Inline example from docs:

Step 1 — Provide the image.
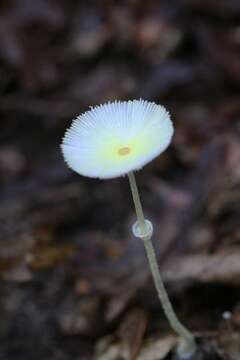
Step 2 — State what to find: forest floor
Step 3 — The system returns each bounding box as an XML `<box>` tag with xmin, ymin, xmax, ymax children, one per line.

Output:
<box><xmin>0</xmin><ymin>1</ymin><xmax>240</xmax><ymax>359</ymax></box>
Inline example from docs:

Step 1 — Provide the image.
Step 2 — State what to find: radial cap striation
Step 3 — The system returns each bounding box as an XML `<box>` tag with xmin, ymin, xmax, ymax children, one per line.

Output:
<box><xmin>61</xmin><ymin>100</ymin><xmax>174</xmax><ymax>179</ymax></box>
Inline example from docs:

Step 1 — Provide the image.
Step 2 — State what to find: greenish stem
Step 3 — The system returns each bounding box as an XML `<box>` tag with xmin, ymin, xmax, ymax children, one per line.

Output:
<box><xmin>128</xmin><ymin>171</ymin><xmax>147</xmax><ymax>235</ymax></box>
<box><xmin>128</xmin><ymin>171</ymin><xmax>196</xmax><ymax>357</ymax></box>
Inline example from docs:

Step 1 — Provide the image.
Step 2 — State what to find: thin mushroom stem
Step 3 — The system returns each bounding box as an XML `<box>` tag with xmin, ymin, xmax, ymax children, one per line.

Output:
<box><xmin>128</xmin><ymin>171</ymin><xmax>196</xmax><ymax>357</ymax></box>
<box><xmin>128</xmin><ymin>171</ymin><xmax>147</xmax><ymax>234</ymax></box>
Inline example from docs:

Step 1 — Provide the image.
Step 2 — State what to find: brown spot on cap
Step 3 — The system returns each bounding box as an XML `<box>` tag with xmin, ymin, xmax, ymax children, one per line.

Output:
<box><xmin>118</xmin><ymin>147</ymin><xmax>131</xmax><ymax>156</ymax></box>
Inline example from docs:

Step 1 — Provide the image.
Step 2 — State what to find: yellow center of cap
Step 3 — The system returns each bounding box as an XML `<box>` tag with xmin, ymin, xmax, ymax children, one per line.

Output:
<box><xmin>118</xmin><ymin>146</ymin><xmax>131</xmax><ymax>156</ymax></box>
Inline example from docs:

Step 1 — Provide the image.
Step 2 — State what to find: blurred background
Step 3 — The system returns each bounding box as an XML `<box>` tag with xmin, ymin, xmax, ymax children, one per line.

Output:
<box><xmin>0</xmin><ymin>0</ymin><xmax>240</xmax><ymax>359</ymax></box>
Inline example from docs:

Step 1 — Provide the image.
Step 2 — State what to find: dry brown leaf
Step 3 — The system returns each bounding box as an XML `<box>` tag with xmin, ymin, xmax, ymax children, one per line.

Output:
<box><xmin>118</xmin><ymin>308</ymin><xmax>148</xmax><ymax>360</ymax></box>
<box><xmin>105</xmin><ymin>290</ymin><xmax>136</xmax><ymax>322</ymax></box>
<box><xmin>94</xmin><ymin>335</ymin><xmax>131</xmax><ymax>360</ymax></box>
<box><xmin>94</xmin><ymin>335</ymin><xmax>177</xmax><ymax>360</ymax></box>
<box><xmin>138</xmin><ymin>336</ymin><xmax>177</xmax><ymax>360</ymax></box>
<box><xmin>164</xmin><ymin>248</ymin><xmax>240</xmax><ymax>285</ymax></box>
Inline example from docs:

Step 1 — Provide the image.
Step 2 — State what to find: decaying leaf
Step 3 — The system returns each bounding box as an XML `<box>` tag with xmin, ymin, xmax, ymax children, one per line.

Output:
<box><xmin>1</xmin><ymin>0</ymin><xmax>240</xmax><ymax>359</ymax></box>
<box><xmin>138</xmin><ymin>336</ymin><xmax>177</xmax><ymax>360</ymax></box>
<box><xmin>118</xmin><ymin>308</ymin><xmax>148</xmax><ymax>360</ymax></box>
<box><xmin>164</xmin><ymin>248</ymin><xmax>240</xmax><ymax>285</ymax></box>
<box><xmin>94</xmin><ymin>335</ymin><xmax>177</xmax><ymax>360</ymax></box>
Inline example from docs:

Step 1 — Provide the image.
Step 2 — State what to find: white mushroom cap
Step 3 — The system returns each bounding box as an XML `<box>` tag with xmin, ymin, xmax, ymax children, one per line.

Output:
<box><xmin>61</xmin><ymin>100</ymin><xmax>174</xmax><ymax>179</ymax></box>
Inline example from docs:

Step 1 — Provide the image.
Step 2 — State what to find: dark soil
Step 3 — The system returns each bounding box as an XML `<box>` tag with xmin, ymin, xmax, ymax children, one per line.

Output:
<box><xmin>0</xmin><ymin>1</ymin><xmax>240</xmax><ymax>359</ymax></box>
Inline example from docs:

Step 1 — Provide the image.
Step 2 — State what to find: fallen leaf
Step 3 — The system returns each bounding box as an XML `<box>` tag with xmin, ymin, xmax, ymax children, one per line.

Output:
<box><xmin>164</xmin><ymin>248</ymin><xmax>240</xmax><ymax>285</ymax></box>
<box><xmin>118</xmin><ymin>308</ymin><xmax>148</xmax><ymax>360</ymax></box>
<box><xmin>138</xmin><ymin>336</ymin><xmax>177</xmax><ymax>360</ymax></box>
